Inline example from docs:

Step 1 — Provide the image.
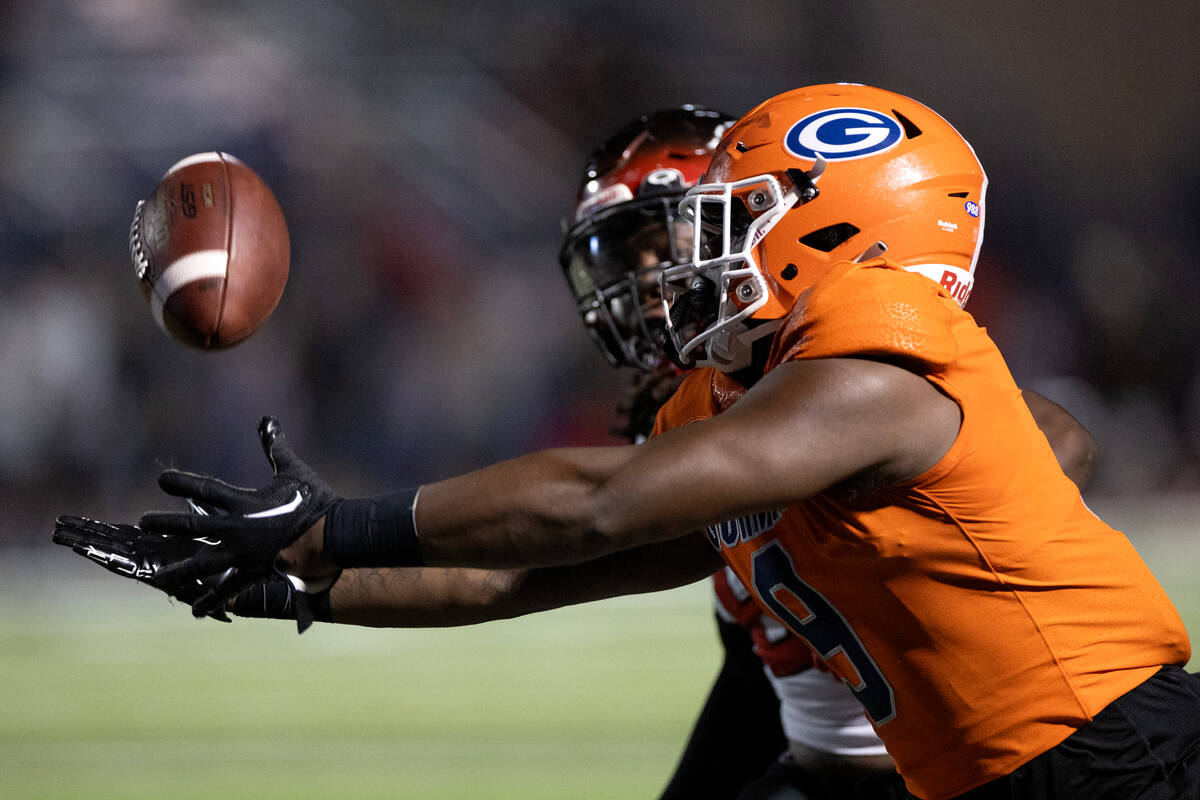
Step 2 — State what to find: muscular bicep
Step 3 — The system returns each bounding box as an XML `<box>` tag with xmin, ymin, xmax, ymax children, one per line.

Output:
<box><xmin>415</xmin><ymin>358</ymin><xmax>957</xmax><ymax>569</ymax></box>
<box><xmin>596</xmin><ymin>357</ymin><xmax>962</xmax><ymax>539</ymax></box>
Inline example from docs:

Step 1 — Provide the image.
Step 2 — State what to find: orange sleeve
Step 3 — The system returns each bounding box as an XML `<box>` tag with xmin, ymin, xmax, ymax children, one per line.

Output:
<box><xmin>766</xmin><ymin>259</ymin><xmax>959</xmax><ymax>373</ymax></box>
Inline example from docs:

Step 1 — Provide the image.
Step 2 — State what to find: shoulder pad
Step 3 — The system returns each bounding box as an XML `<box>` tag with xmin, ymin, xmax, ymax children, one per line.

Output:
<box><xmin>766</xmin><ymin>259</ymin><xmax>959</xmax><ymax>373</ymax></box>
<box><xmin>651</xmin><ymin>368</ymin><xmax>747</xmax><ymax>437</ymax></box>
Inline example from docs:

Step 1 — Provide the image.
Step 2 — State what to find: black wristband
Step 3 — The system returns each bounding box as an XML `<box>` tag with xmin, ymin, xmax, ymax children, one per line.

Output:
<box><xmin>231</xmin><ymin>578</ymin><xmax>333</xmax><ymax>624</ymax></box>
<box><xmin>324</xmin><ymin>487</ymin><xmax>424</xmax><ymax>567</ymax></box>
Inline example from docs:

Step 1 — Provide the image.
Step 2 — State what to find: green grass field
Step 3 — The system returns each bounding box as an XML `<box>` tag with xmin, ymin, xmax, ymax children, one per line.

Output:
<box><xmin>0</xmin><ymin>555</ymin><xmax>720</xmax><ymax>800</ymax></box>
<box><xmin>5</xmin><ymin>498</ymin><xmax>1200</xmax><ymax>799</ymax></box>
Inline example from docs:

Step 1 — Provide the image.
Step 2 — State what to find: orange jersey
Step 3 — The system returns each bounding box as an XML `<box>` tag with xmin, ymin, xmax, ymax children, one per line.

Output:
<box><xmin>652</xmin><ymin>260</ymin><xmax>1190</xmax><ymax>800</ymax></box>
<box><xmin>712</xmin><ymin>567</ymin><xmax>818</xmax><ymax>677</ymax></box>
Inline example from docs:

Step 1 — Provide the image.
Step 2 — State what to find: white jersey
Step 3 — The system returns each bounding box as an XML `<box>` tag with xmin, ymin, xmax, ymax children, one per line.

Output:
<box><xmin>768</xmin><ymin>665</ymin><xmax>889</xmax><ymax>756</ymax></box>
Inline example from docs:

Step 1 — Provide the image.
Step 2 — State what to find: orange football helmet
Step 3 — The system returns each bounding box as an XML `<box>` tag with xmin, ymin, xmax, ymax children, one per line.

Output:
<box><xmin>661</xmin><ymin>83</ymin><xmax>987</xmax><ymax>371</ymax></box>
<box><xmin>559</xmin><ymin>105</ymin><xmax>735</xmax><ymax>370</ymax></box>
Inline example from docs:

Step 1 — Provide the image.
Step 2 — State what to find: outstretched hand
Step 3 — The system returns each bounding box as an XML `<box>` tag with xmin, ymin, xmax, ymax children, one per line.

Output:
<box><xmin>51</xmin><ymin>515</ymin><xmax>240</xmax><ymax>621</ymax></box>
<box><xmin>138</xmin><ymin>416</ymin><xmax>339</xmax><ymax>621</ymax></box>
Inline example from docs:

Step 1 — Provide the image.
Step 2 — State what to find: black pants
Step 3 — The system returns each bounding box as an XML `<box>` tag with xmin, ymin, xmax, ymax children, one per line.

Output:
<box><xmin>659</xmin><ymin>614</ymin><xmax>905</xmax><ymax>800</ymax></box>
<box><xmin>735</xmin><ymin>755</ymin><xmax>908</xmax><ymax>800</ymax></box>
<box><xmin>950</xmin><ymin>666</ymin><xmax>1200</xmax><ymax>800</ymax></box>
<box><xmin>658</xmin><ymin>615</ymin><xmax>788</xmax><ymax>800</ymax></box>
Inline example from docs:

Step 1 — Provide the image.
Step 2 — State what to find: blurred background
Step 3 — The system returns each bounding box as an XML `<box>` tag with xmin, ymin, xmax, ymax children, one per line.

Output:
<box><xmin>1</xmin><ymin>1</ymin><xmax>1198</xmax><ymax>798</ymax></box>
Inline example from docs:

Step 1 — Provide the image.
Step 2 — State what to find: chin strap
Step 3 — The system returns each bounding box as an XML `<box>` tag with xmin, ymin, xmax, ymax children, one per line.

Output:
<box><xmin>703</xmin><ymin>318</ymin><xmax>782</xmax><ymax>373</ymax></box>
<box><xmin>663</xmin><ymin>275</ymin><xmax>720</xmax><ymax>370</ymax></box>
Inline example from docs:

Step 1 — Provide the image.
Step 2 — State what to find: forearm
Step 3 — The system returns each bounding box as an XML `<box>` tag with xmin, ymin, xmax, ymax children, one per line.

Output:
<box><xmin>328</xmin><ymin>567</ymin><xmax>526</xmax><ymax>627</ymax></box>
<box><xmin>281</xmin><ymin>446</ymin><xmax>648</xmax><ymax>577</ymax></box>
<box><xmin>321</xmin><ymin>533</ymin><xmax>721</xmax><ymax>628</ymax></box>
<box><xmin>512</xmin><ymin>532</ymin><xmax>722</xmax><ymax>612</ymax></box>
<box><xmin>412</xmin><ymin>442</ymin><xmax>719</xmax><ymax>569</ymax></box>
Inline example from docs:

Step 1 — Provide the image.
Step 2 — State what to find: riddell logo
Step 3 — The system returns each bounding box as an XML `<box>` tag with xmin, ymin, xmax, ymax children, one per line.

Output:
<box><xmin>904</xmin><ymin>263</ymin><xmax>974</xmax><ymax>308</ymax></box>
<box><xmin>939</xmin><ymin>269</ymin><xmax>972</xmax><ymax>305</ymax></box>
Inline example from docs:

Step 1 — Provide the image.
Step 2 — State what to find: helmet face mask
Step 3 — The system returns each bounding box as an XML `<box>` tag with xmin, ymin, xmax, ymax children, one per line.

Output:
<box><xmin>559</xmin><ymin>106</ymin><xmax>736</xmax><ymax>372</ymax></box>
<box><xmin>662</xmin><ymin>172</ymin><xmax>806</xmax><ymax>369</ymax></box>
<box><xmin>660</xmin><ymin>84</ymin><xmax>988</xmax><ymax>372</ymax></box>
<box><xmin>560</xmin><ymin>194</ymin><xmax>692</xmax><ymax>369</ymax></box>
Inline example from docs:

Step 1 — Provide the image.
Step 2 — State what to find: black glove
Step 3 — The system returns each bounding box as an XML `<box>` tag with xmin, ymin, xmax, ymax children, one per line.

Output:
<box><xmin>51</xmin><ymin>515</ymin><xmax>237</xmax><ymax>622</ymax></box>
<box><xmin>231</xmin><ymin>573</ymin><xmax>335</xmax><ymax>626</ymax></box>
<box><xmin>51</xmin><ymin>515</ymin><xmax>336</xmax><ymax>631</ymax></box>
<box><xmin>139</xmin><ymin>416</ymin><xmax>339</xmax><ymax>626</ymax></box>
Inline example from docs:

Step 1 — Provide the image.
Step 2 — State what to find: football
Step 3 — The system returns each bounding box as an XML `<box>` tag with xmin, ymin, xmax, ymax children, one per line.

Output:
<box><xmin>128</xmin><ymin>152</ymin><xmax>290</xmax><ymax>349</ymax></box>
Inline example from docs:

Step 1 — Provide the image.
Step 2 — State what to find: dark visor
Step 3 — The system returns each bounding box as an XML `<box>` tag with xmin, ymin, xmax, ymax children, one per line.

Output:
<box><xmin>559</xmin><ymin>196</ymin><xmax>688</xmax><ymax>300</ymax></box>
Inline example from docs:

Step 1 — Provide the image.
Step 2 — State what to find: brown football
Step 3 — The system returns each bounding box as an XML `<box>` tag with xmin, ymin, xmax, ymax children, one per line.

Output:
<box><xmin>128</xmin><ymin>152</ymin><xmax>290</xmax><ymax>349</ymax></box>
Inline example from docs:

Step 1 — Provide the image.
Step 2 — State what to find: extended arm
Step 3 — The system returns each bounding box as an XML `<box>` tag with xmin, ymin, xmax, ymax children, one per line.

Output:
<box><xmin>65</xmin><ymin>357</ymin><xmax>957</xmax><ymax>621</ymax></box>
<box><xmin>282</xmin><ymin>357</ymin><xmax>960</xmax><ymax>578</ymax></box>
<box><xmin>325</xmin><ymin>532</ymin><xmax>720</xmax><ymax>628</ymax></box>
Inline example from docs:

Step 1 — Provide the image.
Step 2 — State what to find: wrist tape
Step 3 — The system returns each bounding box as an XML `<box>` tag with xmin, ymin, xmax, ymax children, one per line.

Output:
<box><xmin>232</xmin><ymin>578</ymin><xmax>333</xmax><ymax>624</ymax></box>
<box><xmin>324</xmin><ymin>486</ymin><xmax>424</xmax><ymax>567</ymax></box>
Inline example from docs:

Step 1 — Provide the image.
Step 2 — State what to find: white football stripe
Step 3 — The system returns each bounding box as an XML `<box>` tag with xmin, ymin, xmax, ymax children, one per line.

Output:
<box><xmin>164</xmin><ymin>151</ymin><xmax>243</xmax><ymax>176</ymax></box>
<box><xmin>150</xmin><ymin>249</ymin><xmax>228</xmax><ymax>331</ymax></box>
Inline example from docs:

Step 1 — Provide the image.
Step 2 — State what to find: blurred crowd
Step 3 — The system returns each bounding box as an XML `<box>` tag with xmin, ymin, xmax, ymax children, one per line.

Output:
<box><xmin>1</xmin><ymin>0</ymin><xmax>1198</xmax><ymax>546</ymax></box>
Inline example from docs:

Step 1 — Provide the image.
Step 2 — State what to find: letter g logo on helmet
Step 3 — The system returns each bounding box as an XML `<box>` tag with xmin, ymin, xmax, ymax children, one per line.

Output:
<box><xmin>783</xmin><ymin>108</ymin><xmax>903</xmax><ymax>162</ymax></box>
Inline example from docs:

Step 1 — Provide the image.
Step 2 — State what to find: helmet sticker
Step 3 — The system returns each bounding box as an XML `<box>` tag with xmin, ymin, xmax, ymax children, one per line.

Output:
<box><xmin>965</xmin><ymin>200</ymin><xmax>981</xmax><ymax>217</ymax></box>
<box><xmin>641</xmin><ymin>168</ymin><xmax>685</xmax><ymax>191</ymax></box>
<box><xmin>904</xmin><ymin>264</ymin><xmax>973</xmax><ymax>308</ymax></box>
<box><xmin>783</xmin><ymin>108</ymin><xmax>903</xmax><ymax>162</ymax></box>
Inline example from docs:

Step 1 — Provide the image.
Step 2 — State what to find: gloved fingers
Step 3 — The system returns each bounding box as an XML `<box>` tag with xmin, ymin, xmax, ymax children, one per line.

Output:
<box><xmin>165</xmin><ymin>565</ymin><xmax>237</xmax><ymax>623</ymax></box>
<box><xmin>229</xmin><ymin>573</ymin><xmax>292</xmax><ymax>619</ymax></box>
<box><xmin>138</xmin><ymin>509</ymin><xmax>233</xmax><ymax>539</ymax></box>
<box><xmin>51</xmin><ymin>517</ymin><xmax>145</xmax><ymax>577</ymax></box>
<box><xmin>158</xmin><ymin>470</ymin><xmax>252</xmax><ymax>511</ymax></box>
<box><xmin>51</xmin><ymin>515</ymin><xmax>103</xmax><ymax>549</ymax></box>
<box><xmin>186</xmin><ymin>576</ymin><xmax>235</xmax><ymax>622</ymax></box>
<box><xmin>190</xmin><ymin>567</ymin><xmax>259</xmax><ymax>619</ymax></box>
<box><xmin>258</xmin><ymin>416</ymin><xmax>283</xmax><ymax>470</ymax></box>
<box><xmin>151</xmin><ymin>548</ymin><xmax>235</xmax><ymax>586</ymax></box>
<box><xmin>257</xmin><ymin>416</ymin><xmax>309</xmax><ymax>478</ymax></box>
<box><xmin>69</xmin><ymin>542</ymin><xmax>143</xmax><ymax>578</ymax></box>
<box><xmin>52</xmin><ymin>515</ymin><xmax>135</xmax><ymax>554</ymax></box>
<box><xmin>186</xmin><ymin>497</ymin><xmax>221</xmax><ymax>516</ymax></box>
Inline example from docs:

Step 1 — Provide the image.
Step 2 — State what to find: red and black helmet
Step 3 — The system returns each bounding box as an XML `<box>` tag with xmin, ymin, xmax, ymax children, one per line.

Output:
<box><xmin>559</xmin><ymin>105</ymin><xmax>736</xmax><ymax>370</ymax></box>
